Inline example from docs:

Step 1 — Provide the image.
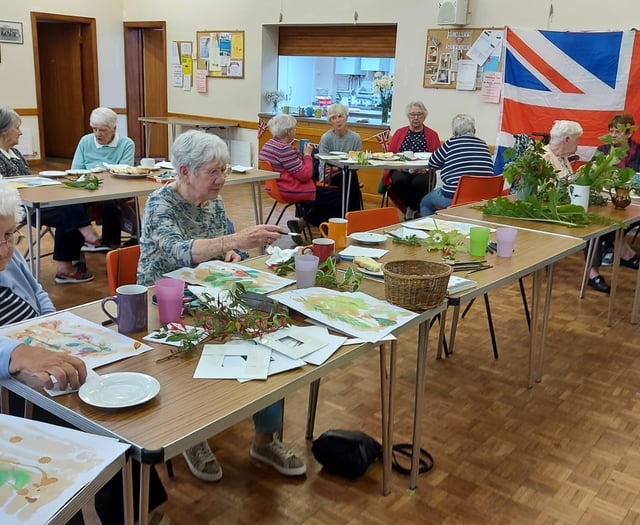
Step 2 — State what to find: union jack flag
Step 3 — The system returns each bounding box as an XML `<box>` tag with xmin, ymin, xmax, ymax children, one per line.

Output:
<box><xmin>494</xmin><ymin>28</ymin><xmax>640</xmax><ymax>173</ymax></box>
<box><xmin>375</xmin><ymin>129</ymin><xmax>390</xmax><ymax>152</ymax></box>
<box><xmin>257</xmin><ymin>118</ymin><xmax>268</xmax><ymax>138</ymax></box>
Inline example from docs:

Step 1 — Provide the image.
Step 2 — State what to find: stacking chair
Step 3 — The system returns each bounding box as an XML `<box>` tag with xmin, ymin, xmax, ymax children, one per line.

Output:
<box><xmin>259</xmin><ymin>160</ymin><xmax>312</xmax><ymax>240</ymax></box>
<box><xmin>105</xmin><ymin>244</ymin><xmax>141</xmax><ymax>295</ymax></box>
<box><xmin>345</xmin><ymin>207</ymin><xmax>400</xmax><ymax>234</ymax></box>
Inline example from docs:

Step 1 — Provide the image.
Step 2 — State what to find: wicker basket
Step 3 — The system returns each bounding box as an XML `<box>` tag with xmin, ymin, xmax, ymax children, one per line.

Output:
<box><xmin>381</xmin><ymin>260</ymin><xmax>452</xmax><ymax>311</ymax></box>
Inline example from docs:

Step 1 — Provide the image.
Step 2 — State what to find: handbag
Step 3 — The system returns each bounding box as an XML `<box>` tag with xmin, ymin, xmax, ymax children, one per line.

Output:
<box><xmin>311</xmin><ymin>429</ymin><xmax>382</xmax><ymax>478</ymax></box>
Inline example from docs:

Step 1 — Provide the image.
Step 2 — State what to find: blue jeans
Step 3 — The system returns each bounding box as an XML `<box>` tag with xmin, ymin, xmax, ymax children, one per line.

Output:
<box><xmin>253</xmin><ymin>401</ymin><xmax>283</xmax><ymax>434</ymax></box>
<box><xmin>420</xmin><ymin>188</ymin><xmax>452</xmax><ymax>217</ymax></box>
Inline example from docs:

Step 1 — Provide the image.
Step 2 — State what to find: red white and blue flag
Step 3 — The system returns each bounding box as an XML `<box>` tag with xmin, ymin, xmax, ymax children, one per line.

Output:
<box><xmin>257</xmin><ymin>118</ymin><xmax>268</xmax><ymax>138</ymax></box>
<box><xmin>494</xmin><ymin>28</ymin><xmax>640</xmax><ymax>173</ymax></box>
<box><xmin>375</xmin><ymin>129</ymin><xmax>390</xmax><ymax>152</ymax></box>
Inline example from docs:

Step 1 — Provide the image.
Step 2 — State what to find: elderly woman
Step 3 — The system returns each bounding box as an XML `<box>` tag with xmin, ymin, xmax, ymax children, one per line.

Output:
<box><xmin>138</xmin><ymin>129</ymin><xmax>306</xmax><ymax>482</ymax></box>
<box><xmin>382</xmin><ymin>101</ymin><xmax>441</xmax><ymax>219</ymax></box>
<box><xmin>0</xmin><ymin>106</ymin><xmax>98</xmax><ymax>283</ymax></box>
<box><xmin>259</xmin><ymin>114</ymin><xmax>342</xmax><ymax>236</ymax></box>
<box><xmin>419</xmin><ymin>114</ymin><xmax>494</xmax><ymax>217</ymax></box>
<box><xmin>71</xmin><ymin>106</ymin><xmax>135</xmax><ymax>250</ymax></box>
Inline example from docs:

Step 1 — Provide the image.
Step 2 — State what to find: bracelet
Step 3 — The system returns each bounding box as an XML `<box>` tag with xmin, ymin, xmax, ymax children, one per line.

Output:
<box><xmin>220</xmin><ymin>236</ymin><xmax>225</xmax><ymax>255</ymax></box>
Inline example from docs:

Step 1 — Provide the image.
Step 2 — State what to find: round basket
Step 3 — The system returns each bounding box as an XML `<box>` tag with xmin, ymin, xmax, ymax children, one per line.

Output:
<box><xmin>381</xmin><ymin>260</ymin><xmax>452</xmax><ymax>311</ymax></box>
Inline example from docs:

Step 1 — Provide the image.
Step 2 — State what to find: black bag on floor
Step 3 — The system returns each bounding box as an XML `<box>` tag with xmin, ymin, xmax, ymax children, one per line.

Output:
<box><xmin>312</xmin><ymin>429</ymin><xmax>382</xmax><ymax>478</ymax></box>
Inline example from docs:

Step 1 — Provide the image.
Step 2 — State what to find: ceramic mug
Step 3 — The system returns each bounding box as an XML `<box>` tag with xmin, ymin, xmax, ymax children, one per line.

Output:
<box><xmin>302</xmin><ymin>238</ymin><xmax>335</xmax><ymax>263</ymax></box>
<box><xmin>101</xmin><ymin>284</ymin><xmax>148</xmax><ymax>334</ymax></box>
<box><xmin>569</xmin><ymin>184</ymin><xmax>590</xmax><ymax>211</ymax></box>
<box><xmin>319</xmin><ymin>218</ymin><xmax>348</xmax><ymax>251</ymax></box>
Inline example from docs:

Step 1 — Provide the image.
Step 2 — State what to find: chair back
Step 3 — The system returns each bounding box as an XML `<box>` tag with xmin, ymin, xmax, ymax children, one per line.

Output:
<box><xmin>450</xmin><ymin>175</ymin><xmax>505</xmax><ymax>207</ymax></box>
<box><xmin>105</xmin><ymin>244</ymin><xmax>141</xmax><ymax>295</ymax></box>
<box><xmin>345</xmin><ymin>207</ymin><xmax>400</xmax><ymax>234</ymax></box>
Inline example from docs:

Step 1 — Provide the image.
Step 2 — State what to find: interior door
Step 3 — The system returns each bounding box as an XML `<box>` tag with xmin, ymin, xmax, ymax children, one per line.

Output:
<box><xmin>38</xmin><ymin>23</ymin><xmax>86</xmax><ymax>158</ymax></box>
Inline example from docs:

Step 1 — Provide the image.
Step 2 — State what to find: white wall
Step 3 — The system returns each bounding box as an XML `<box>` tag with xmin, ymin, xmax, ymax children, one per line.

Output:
<box><xmin>4</xmin><ymin>0</ymin><xmax>640</xmax><ymax>157</ymax></box>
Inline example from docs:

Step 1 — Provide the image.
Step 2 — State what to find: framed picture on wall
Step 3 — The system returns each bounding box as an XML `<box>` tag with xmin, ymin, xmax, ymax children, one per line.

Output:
<box><xmin>0</xmin><ymin>21</ymin><xmax>23</xmax><ymax>44</ymax></box>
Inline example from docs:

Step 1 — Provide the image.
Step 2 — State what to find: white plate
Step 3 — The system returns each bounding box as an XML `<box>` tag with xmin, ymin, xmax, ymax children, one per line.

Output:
<box><xmin>329</xmin><ymin>151</ymin><xmax>347</xmax><ymax>156</ymax></box>
<box><xmin>413</xmin><ymin>152</ymin><xmax>432</xmax><ymax>160</ymax></box>
<box><xmin>350</xmin><ymin>232</ymin><xmax>387</xmax><ymax>244</ymax></box>
<box><xmin>39</xmin><ymin>170</ymin><xmax>67</xmax><ymax>177</ymax></box>
<box><xmin>66</xmin><ymin>169</ymin><xmax>90</xmax><ymax>175</ymax></box>
<box><xmin>231</xmin><ymin>165</ymin><xmax>252</xmax><ymax>173</ymax></box>
<box><xmin>78</xmin><ymin>372</ymin><xmax>160</xmax><ymax>408</ymax></box>
<box><xmin>357</xmin><ymin>267</ymin><xmax>384</xmax><ymax>278</ymax></box>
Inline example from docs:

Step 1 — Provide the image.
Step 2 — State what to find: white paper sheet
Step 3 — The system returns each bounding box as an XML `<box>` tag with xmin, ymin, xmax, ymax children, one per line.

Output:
<box><xmin>193</xmin><ymin>340</ymin><xmax>271</xmax><ymax>379</ymax></box>
<box><xmin>256</xmin><ymin>325</ymin><xmax>328</xmax><ymax>360</ymax></box>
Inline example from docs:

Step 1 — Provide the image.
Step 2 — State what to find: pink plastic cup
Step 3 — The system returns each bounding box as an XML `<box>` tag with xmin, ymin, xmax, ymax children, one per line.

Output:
<box><xmin>155</xmin><ymin>278</ymin><xmax>185</xmax><ymax>324</ymax></box>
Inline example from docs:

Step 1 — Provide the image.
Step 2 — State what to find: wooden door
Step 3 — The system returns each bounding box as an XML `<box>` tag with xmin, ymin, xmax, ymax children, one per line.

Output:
<box><xmin>38</xmin><ymin>23</ymin><xmax>85</xmax><ymax>157</ymax></box>
<box><xmin>124</xmin><ymin>23</ymin><xmax>167</xmax><ymax>160</ymax></box>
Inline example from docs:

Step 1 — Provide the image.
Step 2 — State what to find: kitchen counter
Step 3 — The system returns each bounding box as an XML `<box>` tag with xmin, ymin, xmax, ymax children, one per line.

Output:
<box><xmin>259</xmin><ymin>112</ymin><xmax>390</xmax><ymax>129</ymax></box>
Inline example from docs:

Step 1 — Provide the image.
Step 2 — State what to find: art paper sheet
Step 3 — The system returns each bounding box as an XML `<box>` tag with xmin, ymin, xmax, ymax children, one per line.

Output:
<box><xmin>256</xmin><ymin>325</ymin><xmax>328</xmax><ymax>360</ymax></box>
<box><xmin>164</xmin><ymin>260</ymin><xmax>294</xmax><ymax>294</ymax></box>
<box><xmin>0</xmin><ymin>312</ymin><xmax>152</xmax><ymax>369</ymax></box>
<box><xmin>271</xmin><ymin>288</ymin><xmax>418</xmax><ymax>343</ymax></box>
<box><xmin>193</xmin><ymin>340</ymin><xmax>272</xmax><ymax>380</ymax></box>
<box><xmin>0</xmin><ymin>414</ymin><xmax>129</xmax><ymax>524</ymax></box>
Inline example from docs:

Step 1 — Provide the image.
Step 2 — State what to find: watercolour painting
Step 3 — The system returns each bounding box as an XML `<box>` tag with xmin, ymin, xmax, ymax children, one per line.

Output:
<box><xmin>164</xmin><ymin>260</ymin><xmax>294</xmax><ymax>294</ymax></box>
<box><xmin>0</xmin><ymin>312</ymin><xmax>152</xmax><ymax>369</ymax></box>
<box><xmin>0</xmin><ymin>414</ymin><xmax>129</xmax><ymax>524</ymax></box>
<box><xmin>271</xmin><ymin>288</ymin><xmax>418</xmax><ymax>342</ymax></box>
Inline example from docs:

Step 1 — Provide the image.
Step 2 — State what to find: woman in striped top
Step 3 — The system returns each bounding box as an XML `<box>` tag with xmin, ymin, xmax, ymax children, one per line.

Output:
<box><xmin>419</xmin><ymin>114</ymin><xmax>494</xmax><ymax>217</ymax></box>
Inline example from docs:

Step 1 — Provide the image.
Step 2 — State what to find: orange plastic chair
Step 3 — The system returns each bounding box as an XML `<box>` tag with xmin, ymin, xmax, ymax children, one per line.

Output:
<box><xmin>449</xmin><ymin>174</ymin><xmax>505</xmax><ymax>207</ymax></box>
<box><xmin>345</xmin><ymin>207</ymin><xmax>400</xmax><ymax>235</ymax></box>
<box><xmin>105</xmin><ymin>244</ymin><xmax>141</xmax><ymax>295</ymax></box>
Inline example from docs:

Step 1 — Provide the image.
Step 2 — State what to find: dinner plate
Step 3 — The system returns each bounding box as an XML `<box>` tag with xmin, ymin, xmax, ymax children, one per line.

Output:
<box><xmin>66</xmin><ymin>169</ymin><xmax>90</xmax><ymax>175</ymax></box>
<box><xmin>109</xmin><ymin>170</ymin><xmax>150</xmax><ymax>178</ymax></box>
<box><xmin>356</xmin><ymin>267</ymin><xmax>384</xmax><ymax>278</ymax></box>
<box><xmin>329</xmin><ymin>151</ymin><xmax>347</xmax><ymax>156</ymax></box>
<box><xmin>79</xmin><ymin>372</ymin><xmax>160</xmax><ymax>408</ymax></box>
<box><xmin>39</xmin><ymin>170</ymin><xmax>67</xmax><ymax>177</ymax></box>
<box><xmin>349</xmin><ymin>232</ymin><xmax>387</xmax><ymax>244</ymax></box>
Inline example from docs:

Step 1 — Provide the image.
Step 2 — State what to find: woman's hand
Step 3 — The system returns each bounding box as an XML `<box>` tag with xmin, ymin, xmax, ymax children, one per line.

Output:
<box><xmin>235</xmin><ymin>224</ymin><xmax>284</xmax><ymax>249</ymax></box>
<box><xmin>9</xmin><ymin>344</ymin><xmax>87</xmax><ymax>390</ymax></box>
<box><xmin>303</xmin><ymin>143</ymin><xmax>315</xmax><ymax>156</ymax></box>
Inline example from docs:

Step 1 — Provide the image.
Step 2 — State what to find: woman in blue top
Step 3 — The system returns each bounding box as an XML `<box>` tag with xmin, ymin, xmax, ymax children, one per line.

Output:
<box><xmin>419</xmin><ymin>114</ymin><xmax>494</xmax><ymax>217</ymax></box>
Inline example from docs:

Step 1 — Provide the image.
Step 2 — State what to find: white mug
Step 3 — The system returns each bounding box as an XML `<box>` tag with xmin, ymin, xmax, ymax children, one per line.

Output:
<box><xmin>569</xmin><ymin>184</ymin><xmax>590</xmax><ymax>211</ymax></box>
<box><xmin>140</xmin><ymin>157</ymin><xmax>155</xmax><ymax>168</ymax></box>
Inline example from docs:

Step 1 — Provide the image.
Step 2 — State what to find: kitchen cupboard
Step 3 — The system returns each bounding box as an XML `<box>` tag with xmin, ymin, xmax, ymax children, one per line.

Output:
<box><xmin>360</xmin><ymin>57</ymin><xmax>391</xmax><ymax>71</ymax></box>
<box><xmin>335</xmin><ymin>57</ymin><xmax>362</xmax><ymax>75</ymax></box>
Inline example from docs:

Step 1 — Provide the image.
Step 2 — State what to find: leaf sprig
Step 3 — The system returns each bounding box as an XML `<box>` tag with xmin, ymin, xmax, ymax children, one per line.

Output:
<box><xmin>61</xmin><ymin>174</ymin><xmax>103</xmax><ymax>191</ymax></box>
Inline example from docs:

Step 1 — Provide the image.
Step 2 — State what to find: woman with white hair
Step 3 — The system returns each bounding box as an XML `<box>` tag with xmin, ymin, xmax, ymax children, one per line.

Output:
<box><xmin>71</xmin><ymin>106</ymin><xmax>135</xmax><ymax>250</ymax></box>
<box><xmin>419</xmin><ymin>113</ymin><xmax>494</xmax><ymax>216</ymax></box>
<box><xmin>0</xmin><ymin>106</ymin><xmax>99</xmax><ymax>283</ymax></box>
<box><xmin>138</xmin><ymin>130</ymin><xmax>306</xmax><ymax>482</ymax></box>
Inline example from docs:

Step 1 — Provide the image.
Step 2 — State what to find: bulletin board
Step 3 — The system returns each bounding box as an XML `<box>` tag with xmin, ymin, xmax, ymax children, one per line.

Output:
<box><xmin>423</xmin><ymin>27</ymin><xmax>503</xmax><ymax>89</ymax></box>
<box><xmin>196</xmin><ymin>30</ymin><xmax>245</xmax><ymax>78</ymax></box>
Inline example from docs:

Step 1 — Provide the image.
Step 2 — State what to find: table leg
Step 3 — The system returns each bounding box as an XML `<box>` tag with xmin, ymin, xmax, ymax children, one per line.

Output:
<box><xmin>250</xmin><ymin>181</ymin><xmax>263</xmax><ymax>224</ymax></box>
<box><xmin>608</xmin><ymin>228</ymin><xmax>623</xmax><ymax>327</ymax></box>
<box><xmin>410</xmin><ymin>321</ymin><xmax>430</xmax><ymax>489</ymax></box>
<box><xmin>379</xmin><ymin>340</ymin><xmax>396</xmax><ymax>496</ymax></box>
<box><xmin>138</xmin><ymin>463</ymin><xmax>151</xmax><ymax>525</ymax></box>
<box><xmin>632</xmin><ymin>259</ymin><xmax>640</xmax><ymax>324</ymax></box>
<box><xmin>35</xmin><ymin>205</ymin><xmax>42</xmax><ymax>282</ymax></box>
<box><xmin>528</xmin><ymin>269</ymin><xmax>542</xmax><ymax>388</ymax></box>
<box><xmin>23</xmin><ymin>204</ymin><xmax>35</xmax><ymax>275</ymax></box>
<box><xmin>535</xmin><ymin>264</ymin><xmax>555</xmax><ymax>382</ymax></box>
<box><xmin>435</xmin><ymin>306</ymin><xmax>448</xmax><ymax>360</ymax></box>
<box><xmin>580</xmin><ymin>238</ymin><xmax>597</xmax><ymax>298</ymax></box>
<box><xmin>305</xmin><ymin>379</ymin><xmax>320</xmax><ymax>440</ymax></box>
<box><xmin>123</xmin><ymin>457</ymin><xmax>134</xmax><ymax>525</ymax></box>
<box><xmin>144</xmin><ymin>123</ymin><xmax>151</xmax><ymax>158</ymax></box>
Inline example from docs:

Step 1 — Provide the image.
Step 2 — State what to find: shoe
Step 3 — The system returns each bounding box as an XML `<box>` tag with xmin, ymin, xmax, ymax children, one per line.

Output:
<box><xmin>620</xmin><ymin>254</ymin><xmax>640</xmax><ymax>270</ymax></box>
<box><xmin>601</xmin><ymin>250</ymin><xmax>614</xmax><ymax>266</ymax></box>
<box><xmin>81</xmin><ymin>241</ymin><xmax>112</xmax><ymax>253</ymax></box>
<box><xmin>123</xmin><ymin>237</ymin><xmax>139</xmax><ymax>247</ymax></box>
<box><xmin>404</xmin><ymin>207</ymin><xmax>416</xmax><ymax>221</ymax></box>
<box><xmin>588</xmin><ymin>275</ymin><xmax>610</xmax><ymax>294</ymax></box>
<box><xmin>54</xmin><ymin>270</ymin><xmax>94</xmax><ymax>284</ymax></box>
<box><xmin>182</xmin><ymin>441</ymin><xmax>223</xmax><ymax>482</ymax></box>
<box><xmin>250</xmin><ymin>438</ymin><xmax>306</xmax><ymax>476</ymax></box>
<box><xmin>73</xmin><ymin>260</ymin><xmax>87</xmax><ymax>273</ymax></box>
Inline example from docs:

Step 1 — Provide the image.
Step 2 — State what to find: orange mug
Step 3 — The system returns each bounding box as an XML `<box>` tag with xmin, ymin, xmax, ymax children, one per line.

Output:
<box><xmin>319</xmin><ymin>218</ymin><xmax>348</xmax><ymax>251</ymax></box>
<box><xmin>302</xmin><ymin>238</ymin><xmax>335</xmax><ymax>263</ymax></box>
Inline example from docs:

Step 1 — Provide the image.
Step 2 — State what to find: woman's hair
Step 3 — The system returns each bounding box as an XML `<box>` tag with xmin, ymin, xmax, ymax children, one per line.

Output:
<box><xmin>405</xmin><ymin>101</ymin><xmax>428</xmax><ymax>117</ymax></box>
<box><xmin>452</xmin><ymin>114</ymin><xmax>476</xmax><ymax>136</ymax></box>
<box><xmin>89</xmin><ymin>107</ymin><xmax>118</xmax><ymax>129</ymax></box>
<box><xmin>268</xmin><ymin>114</ymin><xmax>297</xmax><ymax>138</ymax></box>
<box><xmin>549</xmin><ymin>120</ymin><xmax>583</xmax><ymax>143</ymax></box>
<box><xmin>608</xmin><ymin>113</ymin><xmax>636</xmax><ymax>130</ymax></box>
<box><xmin>0</xmin><ymin>107</ymin><xmax>21</xmax><ymax>135</ymax></box>
<box><xmin>171</xmin><ymin>129</ymin><xmax>230</xmax><ymax>174</ymax></box>
<box><xmin>0</xmin><ymin>180</ymin><xmax>25</xmax><ymax>223</ymax></box>
<box><xmin>327</xmin><ymin>103</ymin><xmax>348</xmax><ymax>120</ymax></box>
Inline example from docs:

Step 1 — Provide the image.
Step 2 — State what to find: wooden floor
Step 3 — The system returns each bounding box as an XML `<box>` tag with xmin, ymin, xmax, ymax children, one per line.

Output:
<box><xmin>26</xmin><ymin>162</ymin><xmax>640</xmax><ymax>524</ymax></box>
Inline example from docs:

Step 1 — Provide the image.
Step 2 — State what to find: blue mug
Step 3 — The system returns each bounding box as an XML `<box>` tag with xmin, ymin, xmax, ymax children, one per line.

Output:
<box><xmin>299</xmin><ymin>139</ymin><xmax>309</xmax><ymax>153</ymax></box>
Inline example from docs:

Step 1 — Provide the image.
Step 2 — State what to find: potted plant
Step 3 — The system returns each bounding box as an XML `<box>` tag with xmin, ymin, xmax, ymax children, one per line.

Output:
<box><xmin>502</xmin><ymin>140</ymin><xmax>558</xmax><ymax>200</ymax></box>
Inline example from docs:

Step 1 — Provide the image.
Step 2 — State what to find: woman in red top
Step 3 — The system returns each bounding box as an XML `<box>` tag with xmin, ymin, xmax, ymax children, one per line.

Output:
<box><xmin>381</xmin><ymin>101</ymin><xmax>440</xmax><ymax>219</ymax></box>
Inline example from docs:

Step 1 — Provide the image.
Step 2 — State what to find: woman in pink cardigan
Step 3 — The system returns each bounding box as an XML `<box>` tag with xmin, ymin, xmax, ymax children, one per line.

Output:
<box><xmin>381</xmin><ymin>101</ymin><xmax>441</xmax><ymax>219</ymax></box>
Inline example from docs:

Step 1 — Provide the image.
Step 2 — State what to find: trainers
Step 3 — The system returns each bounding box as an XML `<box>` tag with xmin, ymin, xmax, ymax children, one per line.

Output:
<box><xmin>182</xmin><ymin>441</ymin><xmax>223</xmax><ymax>482</ymax></box>
<box><xmin>601</xmin><ymin>250</ymin><xmax>614</xmax><ymax>266</ymax></box>
<box><xmin>54</xmin><ymin>270</ymin><xmax>94</xmax><ymax>284</ymax></box>
<box><xmin>250</xmin><ymin>439</ymin><xmax>306</xmax><ymax>476</ymax></box>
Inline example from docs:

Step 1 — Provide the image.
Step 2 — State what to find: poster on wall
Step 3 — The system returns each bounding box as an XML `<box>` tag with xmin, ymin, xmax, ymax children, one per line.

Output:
<box><xmin>196</xmin><ymin>30</ymin><xmax>244</xmax><ymax>78</ymax></box>
<box><xmin>423</xmin><ymin>27</ymin><xmax>504</xmax><ymax>90</ymax></box>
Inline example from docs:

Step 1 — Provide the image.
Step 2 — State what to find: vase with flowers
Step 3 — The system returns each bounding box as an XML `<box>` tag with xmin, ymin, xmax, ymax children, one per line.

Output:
<box><xmin>264</xmin><ymin>90</ymin><xmax>286</xmax><ymax>114</ymax></box>
<box><xmin>373</xmin><ymin>72</ymin><xmax>393</xmax><ymax>124</ymax></box>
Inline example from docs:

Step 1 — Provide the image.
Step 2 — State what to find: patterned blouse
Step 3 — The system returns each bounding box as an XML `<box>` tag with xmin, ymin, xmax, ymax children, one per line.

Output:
<box><xmin>137</xmin><ymin>183</ymin><xmax>229</xmax><ymax>286</ymax></box>
<box><xmin>0</xmin><ymin>148</ymin><xmax>30</xmax><ymax>176</ymax></box>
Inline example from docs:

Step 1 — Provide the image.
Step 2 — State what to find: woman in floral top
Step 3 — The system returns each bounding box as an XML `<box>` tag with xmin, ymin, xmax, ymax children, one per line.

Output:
<box><xmin>137</xmin><ymin>129</ymin><xmax>306</xmax><ymax>483</ymax></box>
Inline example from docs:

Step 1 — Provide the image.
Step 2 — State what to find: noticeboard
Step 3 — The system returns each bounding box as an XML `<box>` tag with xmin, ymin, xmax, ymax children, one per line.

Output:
<box><xmin>196</xmin><ymin>30</ymin><xmax>245</xmax><ymax>78</ymax></box>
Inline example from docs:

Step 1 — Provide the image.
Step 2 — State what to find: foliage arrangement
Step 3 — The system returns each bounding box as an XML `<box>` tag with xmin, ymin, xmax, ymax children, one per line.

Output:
<box><xmin>271</xmin><ymin>256</ymin><xmax>363</xmax><ymax>291</ymax></box>
<box><xmin>153</xmin><ymin>283</ymin><xmax>290</xmax><ymax>358</ymax></box>
<box><xmin>502</xmin><ymin>140</ymin><xmax>557</xmax><ymax>199</ymax></box>
<box><xmin>574</xmin><ymin>134</ymin><xmax>635</xmax><ymax>191</ymax></box>
<box><xmin>61</xmin><ymin>174</ymin><xmax>103</xmax><ymax>191</ymax></box>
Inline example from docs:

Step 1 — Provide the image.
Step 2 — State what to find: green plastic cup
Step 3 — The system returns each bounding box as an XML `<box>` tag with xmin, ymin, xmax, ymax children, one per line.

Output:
<box><xmin>469</xmin><ymin>227</ymin><xmax>491</xmax><ymax>257</ymax></box>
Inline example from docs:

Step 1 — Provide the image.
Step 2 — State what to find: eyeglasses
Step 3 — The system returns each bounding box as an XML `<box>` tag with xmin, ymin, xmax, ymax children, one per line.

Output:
<box><xmin>0</xmin><ymin>230</ymin><xmax>23</xmax><ymax>248</ymax></box>
<box><xmin>199</xmin><ymin>165</ymin><xmax>231</xmax><ymax>180</ymax></box>
<box><xmin>408</xmin><ymin>113</ymin><xmax>425</xmax><ymax>119</ymax></box>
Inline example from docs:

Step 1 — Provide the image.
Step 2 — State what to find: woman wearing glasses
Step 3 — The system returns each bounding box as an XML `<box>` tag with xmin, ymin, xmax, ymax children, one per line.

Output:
<box><xmin>381</xmin><ymin>101</ymin><xmax>441</xmax><ymax>219</ymax></box>
<box><xmin>138</xmin><ymin>130</ymin><xmax>306</xmax><ymax>483</ymax></box>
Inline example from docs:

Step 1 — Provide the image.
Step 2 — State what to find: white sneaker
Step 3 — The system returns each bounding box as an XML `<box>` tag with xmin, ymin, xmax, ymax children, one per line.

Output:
<box><xmin>182</xmin><ymin>441</ymin><xmax>223</xmax><ymax>482</ymax></box>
